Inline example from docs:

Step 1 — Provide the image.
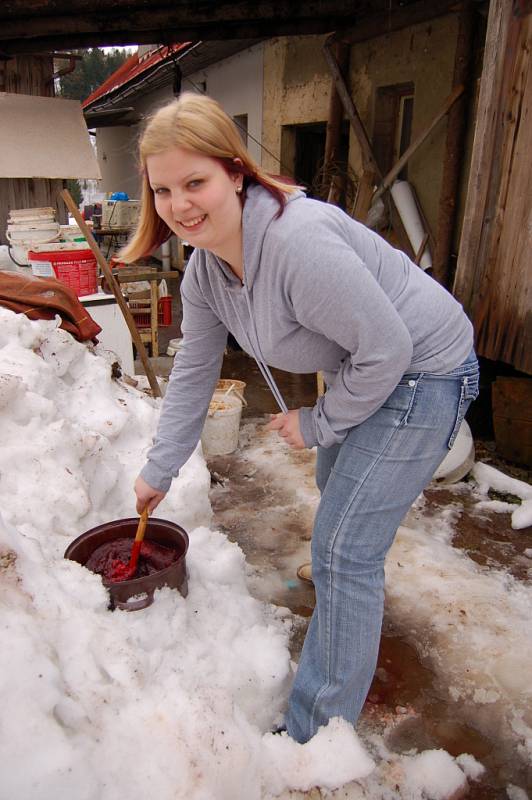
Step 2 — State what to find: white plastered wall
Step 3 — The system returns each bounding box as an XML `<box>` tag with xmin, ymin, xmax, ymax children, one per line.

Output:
<box><xmin>180</xmin><ymin>43</ymin><xmax>264</xmax><ymax>165</ymax></box>
<box><xmin>95</xmin><ymin>44</ymin><xmax>264</xmax><ymax>199</ymax></box>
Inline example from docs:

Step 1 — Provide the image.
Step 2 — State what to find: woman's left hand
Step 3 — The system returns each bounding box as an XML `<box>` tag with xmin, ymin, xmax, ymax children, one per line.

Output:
<box><xmin>266</xmin><ymin>409</ymin><xmax>305</xmax><ymax>449</ymax></box>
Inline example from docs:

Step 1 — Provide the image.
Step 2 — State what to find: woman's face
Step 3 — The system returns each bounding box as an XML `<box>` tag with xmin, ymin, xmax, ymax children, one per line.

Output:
<box><xmin>146</xmin><ymin>146</ymin><xmax>243</xmax><ymax>257</ymax></box>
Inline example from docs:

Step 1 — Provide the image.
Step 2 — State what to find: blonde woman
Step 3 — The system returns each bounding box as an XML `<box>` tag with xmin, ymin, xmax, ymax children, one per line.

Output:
<box><xmin>121</xmin><ymin>92</ymin><xmax>478</xmax><ymax>744</ymax></box>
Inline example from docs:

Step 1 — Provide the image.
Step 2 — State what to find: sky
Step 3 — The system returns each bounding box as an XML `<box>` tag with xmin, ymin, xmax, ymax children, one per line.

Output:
<box><xmin>0</xmin><ymin>304</ymin><xmax>531</xmax><ymax>800</ymax></box>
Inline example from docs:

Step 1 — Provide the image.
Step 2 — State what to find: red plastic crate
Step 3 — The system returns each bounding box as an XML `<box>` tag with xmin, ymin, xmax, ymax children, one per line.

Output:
<box><xmin>130</xmin><ymin>296</ymin><xmax>172</xmax><ymax>328</ymax></box>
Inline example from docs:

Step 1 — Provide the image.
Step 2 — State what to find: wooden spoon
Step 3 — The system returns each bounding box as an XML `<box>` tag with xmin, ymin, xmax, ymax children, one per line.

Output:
<box><xmin>110</xmin><ymin>508</ymin><xmax>149</xmax><ymax>582</ymax></box>
<box><xmin>128</xmin><ymin>507</ymin><xmax>149</xmax><ymax>575</ymax></box>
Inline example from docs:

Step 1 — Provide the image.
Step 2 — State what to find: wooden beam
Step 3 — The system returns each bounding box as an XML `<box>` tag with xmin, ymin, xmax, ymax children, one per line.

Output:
<box><xmin>432</xmin><ymin>1</ymin><xmax>475</xmax><ymax>288</ymax></box>
<box><xmin>453</xmin><ymin>0</ymin><xmax>512</xmax><ymax>311</ymax></box>
<box><xmin>60</xmin><ymin>189</ymin><xmax>162</xmax><ymax>398</ymax></box>
<box><xmin>114</xmin><ymin>270</ymin><xmax>181</xmax><ymax>283</ymax></box>
<box><xmin>323</xmin><ymin>41</ymin><xmax>350</xmax><ymax>204</ymax></box>
<box><xmin>330</xmin><ymin>0</ymin><xmax>458</xmax><ymax>47</ymax></box>
<box><xmin>415</xmin><ymin>233</ymin><xmax>430</xmax><ymax>265</ymax></box>
<box><xmin>322</xmin><ymin>42</ymin><xmax>380</xmax><ymax>176</ymax></box>
<box><xmin>0</xmin><ymin>1</ymin><xmax>362</xmax><ymax>55</ymax></box>
<box><xmin>373</xmin><ymin>84</ymin><xmax>465</xmax><ymax>203</ymax></box>
<box><xmin>352</xmin><ymin>171</ymin><xmax>377</xmax><ymax>222</ymax></box>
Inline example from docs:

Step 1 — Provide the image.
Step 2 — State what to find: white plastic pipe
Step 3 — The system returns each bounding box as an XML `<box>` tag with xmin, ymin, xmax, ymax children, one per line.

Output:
<box><xmin>390</xmin><ymin>180</ymin><xmax>432</xmax><ymax>270</ymax></box>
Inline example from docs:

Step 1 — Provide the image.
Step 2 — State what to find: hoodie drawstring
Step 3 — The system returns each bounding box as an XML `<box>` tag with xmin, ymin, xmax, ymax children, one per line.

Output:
<box><xmin>227</xmin><ymin>289</ymin><xmax>288</xmax><ymax>415</ymax></box>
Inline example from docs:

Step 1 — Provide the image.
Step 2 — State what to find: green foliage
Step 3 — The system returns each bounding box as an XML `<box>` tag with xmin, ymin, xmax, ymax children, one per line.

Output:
<box><xmin>66</xmin><ymin>179</ymin><xmax>83</xmax><ymax>207</ymax></box>
<box><xmin>59</xmin><ymin>48</ymin><xmax>130</xmax><ymax>102</ymax></box>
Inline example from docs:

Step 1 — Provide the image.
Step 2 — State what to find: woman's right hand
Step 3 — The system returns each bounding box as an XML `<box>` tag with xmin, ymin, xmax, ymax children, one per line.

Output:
<box><xmin>134</xmin><ymin>475</ymin><xmax>167</xmax><ymax>515</ymax></box>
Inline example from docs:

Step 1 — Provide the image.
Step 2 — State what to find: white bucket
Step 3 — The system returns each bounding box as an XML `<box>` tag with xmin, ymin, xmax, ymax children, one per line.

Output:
<box><xmin>201</xmin><ymin>393</ymin><xmax>243</xmax><ymax>457</ymax></box>
<box><xmin>166</xmin><ymin>337</ymin><xmax>183</xmax><ymax>357</ymax></box>
<box><xmin>60</xmin><ymin>224</ymin><xmax>85</xmax><ymax>243</ymax></box>
<box><xmin>216</xmin><ymin>379</ymin><xmax>246</xmax><ymax>400</ymax></box>
<box><xmin>6</xmin><ymin>207</ymin><xmax>61</xmax><ymax>265</ymax></box>
<box><xmin>8</xmin><ymin>206</ymin><xmax>55</xmax><ymax>221</ymax></box>
<box><xmin>6</xmin><ymin>220</ymin><xmax>60</xmax><ymax>244</ymax></box>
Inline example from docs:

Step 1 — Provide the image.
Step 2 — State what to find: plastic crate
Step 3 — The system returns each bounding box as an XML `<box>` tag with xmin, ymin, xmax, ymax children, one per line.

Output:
<box><xmin>130</xmin><ymin>296</ymin><xmax>172</xmax><ymax>328</ymax></box>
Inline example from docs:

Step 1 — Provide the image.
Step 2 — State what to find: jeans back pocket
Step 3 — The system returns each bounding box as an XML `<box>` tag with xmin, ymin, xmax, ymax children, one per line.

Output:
<box><xmin>447</xmin><ymin>372</ymin><xmax>479</xmax><ymax>449</ymax></box>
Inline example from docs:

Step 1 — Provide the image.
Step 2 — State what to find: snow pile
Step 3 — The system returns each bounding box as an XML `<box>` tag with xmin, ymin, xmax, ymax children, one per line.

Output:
<box><xmin>472</xmin><ymin>461</ymin><xmax>532</xmax><ymax>530</ymax></box>
<box><xmin>0</xmin><ymin>309</ymin><xmax>373</xmax><ymax>799</ymax></box>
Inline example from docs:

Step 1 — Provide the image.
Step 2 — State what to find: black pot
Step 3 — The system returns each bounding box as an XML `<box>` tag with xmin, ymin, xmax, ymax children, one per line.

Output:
<box><xmin>64</xmin><ymin>517</ymin><xmax>189</xmax><ymax>611</ymax></box>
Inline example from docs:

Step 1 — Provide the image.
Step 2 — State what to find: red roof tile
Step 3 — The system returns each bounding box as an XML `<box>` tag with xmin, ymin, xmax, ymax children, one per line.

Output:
<box><xmin>82</xmin><ymin>43</ymin><xmax>190</xmax><ymax>108</ymax></box>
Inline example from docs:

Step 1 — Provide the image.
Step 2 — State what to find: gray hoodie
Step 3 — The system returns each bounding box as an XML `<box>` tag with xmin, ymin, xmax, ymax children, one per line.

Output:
<box><xmin>141</xmin><ymin>184</ymin><xmax>473</xmax><ymax>492</ymax></box>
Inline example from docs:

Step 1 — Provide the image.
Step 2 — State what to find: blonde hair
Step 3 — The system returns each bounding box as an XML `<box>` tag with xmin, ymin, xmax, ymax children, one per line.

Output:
<box><xmin>120</xmin><ymin>92</ymin><xmax>299</xmax><ymax>262</ymax></box>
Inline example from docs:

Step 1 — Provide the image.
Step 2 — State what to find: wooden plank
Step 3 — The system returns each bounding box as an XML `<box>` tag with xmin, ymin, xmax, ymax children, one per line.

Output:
<box><xmin>322</xmin><ymin>42</ymin><xmax>380</xmax><ymax>176</ymax></box>
<box><xmin>492</xmin><ymin>377</ymin><xmax>532</xmax><ymax>466</ymax></box>
<box><xmin>331</xmin><ymin>0</ymin><xmax>457</xmax><ymax>46</ymax></box>
<box><xmin>352</xmin><ymin>170</ymin><xmax>376</xmax><ymax>222</ymax></box>
<box><xmin>60</xmin><ymin>189</ymin><xmax>162</xmax><ymax>398</ymax></box>
<box><xmin>149</xmin><ymin>279</ymin><xmax>159</xmax><ymax>358</ymax></box>
<box><xmin>415</xmin><ymin>233</ymin><xmax>430</xmax><ymax>265</ymax></box>
<box><xmin>323</xmin><ymin>41</ymin><xmax>350</xmax><ymax>203</ymax></box>
<box><xmin>453</xmin><ymin>0</ymin><xmax>512</xmax><ymax>311</ymax></box>
<box><xmin>115</xmin><ymin>270</ymin><xmax>181</xmax><ymax>283</ymax></box>
<box><xmin>473</xmin><ymin>13</ymin><xmax>532</xmax><ymax>373</ymax></box>
<box><xmin>0</xmin><ymin>1</ymin><xmax>362</xmax><ymax>54</ymax></box>
<box><xmin>432</xmin><ymin>1</ymin><xmax>475</xmax><ymax>287</ymax></box>
<box><xmin>373</xmin><ymin>84</ymin><xmax>464</xmax><ymax>204</ymax></box>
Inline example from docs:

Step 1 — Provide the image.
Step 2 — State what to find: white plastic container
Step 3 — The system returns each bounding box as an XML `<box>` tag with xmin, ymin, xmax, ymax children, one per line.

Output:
<box><xmin>101</xmin><ymin>200</ymin><xmax>140</xmax><ymax>228</ymax></box>
<box><xmin>6</xmin><ymin>207</ymin><xmax>60</xmax><ymax>265</ymax></box>
<box><xmin>201</xmin><ymin>393</ymin><xmax>243</xmax><ymax>457</ymax></box>
<box><xmin>166</xmin><ymin>338</ymin><xmax>183</xmax><ymax>357</ymax></box>
<box><xmin>60</xmin><ymin>224</ymin><xmax>85</xmax><ymax>242</ymax></box>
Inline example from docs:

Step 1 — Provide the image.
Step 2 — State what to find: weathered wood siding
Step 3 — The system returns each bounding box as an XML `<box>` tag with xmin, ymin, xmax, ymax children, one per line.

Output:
<box><xmin>454</xmin><ymin>1</ymin><xmax>532</xmax><ymax>374</ymax></box>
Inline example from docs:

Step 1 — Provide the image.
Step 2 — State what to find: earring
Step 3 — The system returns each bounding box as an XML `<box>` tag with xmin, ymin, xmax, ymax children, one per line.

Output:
<box><xmin>236</xmin><ymin>185</ymin><xmax>242</xmax><ymax>194</ymax></box>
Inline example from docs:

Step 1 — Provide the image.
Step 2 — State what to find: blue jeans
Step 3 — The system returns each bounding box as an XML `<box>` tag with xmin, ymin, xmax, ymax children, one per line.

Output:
<box><xmin>285</xmin><ymin>352</ymin><xmax>479</xmax><ymax>743</ymax></box>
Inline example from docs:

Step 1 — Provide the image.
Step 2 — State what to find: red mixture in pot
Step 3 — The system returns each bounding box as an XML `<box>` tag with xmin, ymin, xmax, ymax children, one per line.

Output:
<box><xmin>86</xmin><ymin>538</ymin><xmax>179</xmax><ymax>582</ymax></box>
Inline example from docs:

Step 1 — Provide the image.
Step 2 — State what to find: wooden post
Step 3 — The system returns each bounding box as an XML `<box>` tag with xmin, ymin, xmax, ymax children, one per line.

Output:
<box><xmin>60</xmin><ymin>189</ymin><xmax>162</xmax><ymax>398</ymax></box>
<box><xmin>323</xmin><ymin>41</ymin><xmax>350</xmax><ymax>205</ymax></box>
<box><xmin>432</xmin><ymin>0</ymin><xmax>475</xmax><ymax>287</ymax></box>
<box><xmin>352</xmin><ymin>171</ymin><xmax>377</xmax><ymax>222</ymax></box>
<box><xmin>322</xmin><ymin>40</ymin><xmax>380</xmax><ymax>177</ymax></box>
<box><xmin>149</xmin><ymin>279</ymin><xmax>159</xmax><ymax>358</ymax></box>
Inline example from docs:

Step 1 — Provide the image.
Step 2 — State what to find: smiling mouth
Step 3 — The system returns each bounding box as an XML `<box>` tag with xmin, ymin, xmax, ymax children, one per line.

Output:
<box><xmin>179</xmin><ymin>214</ymin><xmax>207</xmax><ymax>229</ymax></box>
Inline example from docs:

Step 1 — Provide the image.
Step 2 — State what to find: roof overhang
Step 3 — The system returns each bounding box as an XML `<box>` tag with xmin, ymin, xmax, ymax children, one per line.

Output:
<box><xmin>82</xmin><ymin>39</ymin><xmax>263</xmax><ymax>119</ymax></box>
<box><xmin>84</xmin><ymin>107</ymin><xmax>140</xmax><ymax>127</ymax></box>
